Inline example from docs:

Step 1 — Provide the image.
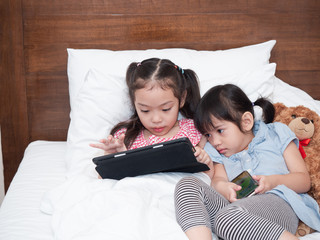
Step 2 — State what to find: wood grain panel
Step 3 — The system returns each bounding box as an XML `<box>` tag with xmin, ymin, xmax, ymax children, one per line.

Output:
<box><xmin>22</xmin><ymin>0</ymin><xmax>320</xmax><ymax>16</ymax></box>
<box><xmin>26</xmin><ymin>74</ymin><xmax>70</xmax><ymax>141</ymax></box>
<box><xmin>22</xmin><ymin>0</ymin><xmax>248</xmax><ymax>15</ymax></box>
<box><xmin>24</xmin><ymin>45</ymin><xmax>68</xmax><ymax>73</ymax></box>
<box><xmin>1</xmin><ymin>0</ymin><xmax>29</xmax><ymax>191</ymax></box>
<box><xmin>23</xmin><ymin>15</ymin><xmax>245</xmax><ymax>45</ymax></box>
<box><xmin>247</xmin><ymin>0</ymin><xmax>320</xmax><ymax>14</ymax></box>
<box><xmin>270</xmin><ymin>41</ymin><xmax>320</xmax><ymax>71</ymax></box>
<box><xmin>23</xmin><ymin>13</ymin><xmax>319</xmax><ymax>74</ymax></box>
<box><xmin>24</xmin><ymin>14</ymin><xmax>319</xmax><ymax>45</ymax></box>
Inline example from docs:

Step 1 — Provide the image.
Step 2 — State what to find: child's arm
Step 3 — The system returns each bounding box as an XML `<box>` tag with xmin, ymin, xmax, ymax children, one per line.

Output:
<box><xmin>253</xmin><ymin>141</ymin><xmax>311</xmax><ymax>194</ymax></box>
<box><xmin>90</xmin><ymin>133</ymin><xmax>127</xmax><ymax>155</ymax></box>
<box><xmin>211</xmin><ymin>163</ymin><xmax>241</xmax><ymax>202</ymax></box>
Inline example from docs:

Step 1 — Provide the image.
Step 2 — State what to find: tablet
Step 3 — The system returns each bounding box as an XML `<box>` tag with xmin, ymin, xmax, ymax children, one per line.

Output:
<box><xmin>92</xmin><ymin>137</ymin><xmax>210</xmax><ymax>180</ymax></box>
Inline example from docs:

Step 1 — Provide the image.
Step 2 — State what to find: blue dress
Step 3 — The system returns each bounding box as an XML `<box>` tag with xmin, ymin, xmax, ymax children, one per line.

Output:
<box><xmin>204</xmin><ymin>120</ymin><xmax>320</xmax><ymax>231</ymax></box>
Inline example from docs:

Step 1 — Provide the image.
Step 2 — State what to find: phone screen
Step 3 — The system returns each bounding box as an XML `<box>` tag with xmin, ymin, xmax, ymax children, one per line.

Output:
<box><xmin>231</xmin><ymin>171</ymin><xmax>258</xmax><ymax>199</ymax></box>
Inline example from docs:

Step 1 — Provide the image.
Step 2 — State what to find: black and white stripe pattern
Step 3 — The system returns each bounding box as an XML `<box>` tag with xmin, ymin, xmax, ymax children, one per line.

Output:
<box><xmin>175</xmin><ymin>176</ymin><xmax>229</xmax><ymax>231</ymax></box>
<box><xmin>174</xmin><ymin>176</ymin><xmax>299</xmax><ymax>240</ymax></box>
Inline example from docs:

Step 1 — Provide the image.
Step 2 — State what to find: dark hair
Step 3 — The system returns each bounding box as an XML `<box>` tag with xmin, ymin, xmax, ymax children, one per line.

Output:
<box><xmin>111</xmin><ymin>58</ymin><xmax>200</xmax><ymax>148</ymax></box>
<box><xmin>194</xmin><ymin>84</ymin><xmax>275</xmax><ymax>134</ymax></box>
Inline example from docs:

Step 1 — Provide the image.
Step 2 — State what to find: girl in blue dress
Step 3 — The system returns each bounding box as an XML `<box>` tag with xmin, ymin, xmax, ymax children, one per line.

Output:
<box><xmin>174</xmin><ymin>84</ymin><xmax>320</xmax><ymax>240</ymax></box>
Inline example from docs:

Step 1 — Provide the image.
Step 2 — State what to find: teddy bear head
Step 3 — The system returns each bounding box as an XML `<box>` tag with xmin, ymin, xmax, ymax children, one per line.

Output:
<box><xmin>273</xmin><ymin>103</ymin><xmax>319</xmax><ymax>143</ymax></box>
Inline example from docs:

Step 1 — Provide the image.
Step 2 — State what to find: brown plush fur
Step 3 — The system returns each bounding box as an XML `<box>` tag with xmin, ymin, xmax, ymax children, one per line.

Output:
<box><xmin>274</xmin><ymin>102</ymin><xmax>320</xmax><ymax>236</ymax></box>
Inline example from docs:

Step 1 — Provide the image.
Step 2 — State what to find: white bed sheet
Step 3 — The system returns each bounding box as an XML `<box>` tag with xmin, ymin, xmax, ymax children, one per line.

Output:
<box><xmin>0</xmin><ymin>140</ymin><xmax>214</xmax><ymax>240</ymax></box>
<box><xmin>0</xmin><ymin>141</ymin><xmax>67</xmax><ymax>240</ymax></box>
<box><xmin>0</xmin><ymin>137</ymin><xmax>319</xmax><ymax>240</ymax></box>
<box><xmin>40</xmin><ymin>160</ymin><xmax>212</xmax><ymax>240</ymax></box>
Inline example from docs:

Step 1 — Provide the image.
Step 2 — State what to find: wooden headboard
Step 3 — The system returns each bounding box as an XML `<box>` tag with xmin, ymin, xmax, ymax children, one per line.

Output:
<box><xmin>1</xmin><ymin>0</ymin><xmax>320</xmax><ymax>191</ymax></box>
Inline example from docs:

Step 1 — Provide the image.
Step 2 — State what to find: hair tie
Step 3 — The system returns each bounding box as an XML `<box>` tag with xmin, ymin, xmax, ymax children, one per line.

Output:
<box><xmin>252</xmin><ymin>102</ymin><xmax>255</xmax><ymax>107</ymax></box>
<box><xmin>137</xmin><ymin>62</ymin><xmax>141</xmax><ymax>67</ymax></box>
<box><xmin>174</xmin><ymin>65</ymin><xmax>184</xmax><ymax>74</ymax></box>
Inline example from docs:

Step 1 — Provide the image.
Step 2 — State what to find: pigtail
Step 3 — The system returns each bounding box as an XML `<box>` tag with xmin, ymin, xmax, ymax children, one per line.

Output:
<box><xmin>109</xmin><ymin>62</ymin><xmax>143</xmax><ymax>149</ymax></box>
<box><xmin>253</xmin><ymin>98</ymin><xmax>275</xmax><ymax>124</ymax></box>
<box><xmin>126</xmin><ymin>62</ymin><xmax>139</xmax><ymax>101</ymax></box>
<box><xmin>179</xmin><ymin>69</ymin><xmax>201</xmax><ymax>119</ymax></box>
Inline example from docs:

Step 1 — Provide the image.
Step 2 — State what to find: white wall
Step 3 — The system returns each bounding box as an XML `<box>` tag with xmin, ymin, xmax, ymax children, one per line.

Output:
<box><xmin>0</xmin><ymin>127</ymin><xmax>5</xmax><ymax>205</ymax></box>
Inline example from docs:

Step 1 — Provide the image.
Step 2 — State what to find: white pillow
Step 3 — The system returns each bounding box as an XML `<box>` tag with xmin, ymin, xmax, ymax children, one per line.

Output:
<box><xmin>66</xmin><ymin>69</ymin><xmax>131</xmax><ymax>176</ymax></box>
<box><xmin>67</xmin><ymin>40</ymin><xmax>276</xmax><ymax>112</ymax></box>
<box><xmin>66</xmin><ymin>40</ymin><xmax>277</xmax><ymax>175</ymax></box>
<box><xmin>272</xmin><ymin>77</ymin><xmax>320</xmax><ymax>115</ymax></box>
<box><xmin>200</xmin><ymin>63</ymin><xmax>276</xmax><ymax>100</ymax></box>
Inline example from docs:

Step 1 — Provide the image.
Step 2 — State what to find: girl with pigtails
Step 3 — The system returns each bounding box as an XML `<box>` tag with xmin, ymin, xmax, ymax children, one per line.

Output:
<box><xmin>90</xmin><ymin>58</ymin><xmax>214</xmax><ymax>178</ymax></box>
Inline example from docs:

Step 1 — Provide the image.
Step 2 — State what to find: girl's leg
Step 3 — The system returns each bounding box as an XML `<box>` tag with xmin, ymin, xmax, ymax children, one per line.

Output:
<box><xmin>174</xmin><ymin>176</ymin><xmax>229</xmax><ymax>237</ymax></box>
<box><xmin>185</xmin><ymin>226</ymin><xmax>213</xmax><ymax>240</ymax></box>
<box><xmin>214</xmin><ymin>193</ymin><xmax>299</xmax><ymax>240</ymax></box>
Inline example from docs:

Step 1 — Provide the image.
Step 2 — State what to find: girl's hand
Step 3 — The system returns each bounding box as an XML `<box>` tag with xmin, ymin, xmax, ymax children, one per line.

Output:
<box><xmin>252</xmin><ymin>175</ymin><xmax>275</xmax><ymax>194</ymax></box>
<box><xmin>212</xmin><ymin>163</ymin><xmax>241</xmax><ymax>202</ymax></box>
<box><xmin>194</xmin><ymin>146</ymin><xmax>211</xmax><ymax>165</ymax></box>
<box><xmin>90</xmin><ymin>134</ymin><xmax>127</xmax><ymax>155</ymax></box>
<box><xmin>216</xmin><ymin>180</ymin><xmax>241</xmax><ymax>203</ymax></box>
<box><xmin>194</xmin><ymin>146</ymin><xmax>215</xmax><ymax>179</ymax></box>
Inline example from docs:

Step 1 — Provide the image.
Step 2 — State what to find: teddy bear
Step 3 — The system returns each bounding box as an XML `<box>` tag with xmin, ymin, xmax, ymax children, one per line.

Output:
<box><xmin>273</xmin><ymin>102</ymin><xmax>320</xmax><ymax>236</ymax></box>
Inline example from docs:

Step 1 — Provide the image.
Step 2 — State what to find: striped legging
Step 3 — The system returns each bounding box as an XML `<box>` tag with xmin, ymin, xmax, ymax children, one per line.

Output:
<box><xmin>174</xmin><ymin>176</ymin><xmax>299</xmax><ymax>240</ymax></box>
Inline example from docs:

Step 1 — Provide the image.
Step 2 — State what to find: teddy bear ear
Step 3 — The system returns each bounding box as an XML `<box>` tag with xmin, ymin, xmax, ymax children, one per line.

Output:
<box><xmin>274</xmin><ymin>102</ymin><xmax>287</xmax><ymax>115</ymax></box>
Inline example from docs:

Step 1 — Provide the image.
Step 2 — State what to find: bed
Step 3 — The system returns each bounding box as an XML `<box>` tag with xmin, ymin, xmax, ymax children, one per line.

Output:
<box><xmin>1</xmin><ymin>1</ymin><xmax>320</xmax><ymax>239</ymax></box>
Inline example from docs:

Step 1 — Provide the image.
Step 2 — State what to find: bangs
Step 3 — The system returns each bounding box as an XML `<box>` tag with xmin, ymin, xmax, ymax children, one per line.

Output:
<box><xmin>195</xmin><ymin>98</ymin><xmax>216</xmax><ymax>134</ymax></box>
<box><xmin>133</xmin><ymin>78</ymin><xmax>149</xmax><ymax>89</ymax></box>
<box><xmin>195</xmin><ymin>86</ymin><xmax>234</xmax><ymax>134</ymax></box>
<box><xmin>199</xmin><ymin>115</ymin><xmax>215</xmax><ymax>134</ymax></box>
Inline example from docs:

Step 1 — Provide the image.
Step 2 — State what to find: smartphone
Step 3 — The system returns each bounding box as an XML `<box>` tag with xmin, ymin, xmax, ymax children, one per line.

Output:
<box><xmin>231</xmin><ymin>171</ymin><xmax>258</xmax><ymax>199</ymax></box>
